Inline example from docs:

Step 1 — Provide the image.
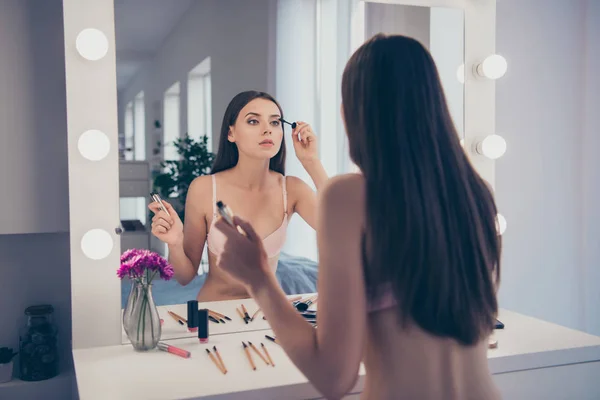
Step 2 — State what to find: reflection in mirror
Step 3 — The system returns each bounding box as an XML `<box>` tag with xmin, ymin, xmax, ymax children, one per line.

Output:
<box><xmin>116</xmin><ymin>0</ymin><xmax>325</xmax><ymax>325</ymax></box>
<box><xmin>365</xmin><ymin>3</ymin><xmax>465</xmax><ymax>137</ymax></box>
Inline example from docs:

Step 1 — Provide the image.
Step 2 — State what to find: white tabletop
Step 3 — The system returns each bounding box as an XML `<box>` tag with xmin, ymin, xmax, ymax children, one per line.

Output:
<box><xmin>488</xmin><ymin>309</ymin><xmax>600</xmax><ymax>373</ymax></box>
<box><xmin>78</xmin><ymin>304</ymin><xmax>600</xmax><ymax>400</ymax></box>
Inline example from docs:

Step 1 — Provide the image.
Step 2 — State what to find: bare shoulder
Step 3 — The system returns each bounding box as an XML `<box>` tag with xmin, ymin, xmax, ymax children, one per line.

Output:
<box><xmin>189</xmin><ymin>174</ymin><xmax>213</xmax><ymax>195</ymax></box>
<box><xmin>186</xmin><ymin>175</ymin><xmax>214</xmax><ymax>212</ymax></box>
<box><xmin>320</xmin><ymin>173</ymin><xmax>365</xmax><ymax>223</ymax></box>
<box><xmin>285</xmin><ymin>175</ymin><xmax>311</xmax><ymax>191</ymax></box>
<box><xmin>321</xmin><ymin>173</ymin><xmax>364</xmax><ymax>205</ymax></box>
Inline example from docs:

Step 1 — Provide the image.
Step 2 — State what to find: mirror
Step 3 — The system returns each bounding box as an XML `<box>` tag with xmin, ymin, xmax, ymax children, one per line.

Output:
<box><xmin>114</xmin><ymin>0</ymin><xmax>465</xmax><ymax>341</ymax></box>
<box><xmin>115</xmin><ymin>0</ymin><xmax>325</xmax><ymax>341</ymax></box>
<box><xmin>365</xmin><ymin>2</ymin><xmax>465</xmax><ymax>138</ymax></box>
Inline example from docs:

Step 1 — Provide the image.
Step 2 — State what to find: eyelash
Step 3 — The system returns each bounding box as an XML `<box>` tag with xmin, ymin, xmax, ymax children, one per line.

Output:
<box><xmin>247</xmin><ymin>119</ymin><xmax>281</xmax><ymax>127</ymax></box>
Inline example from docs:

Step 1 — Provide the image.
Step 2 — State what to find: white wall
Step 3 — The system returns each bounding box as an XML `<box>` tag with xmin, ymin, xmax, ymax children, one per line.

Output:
<box><xmin>582</xmin><ymin>0</ymin><xmax>600</xmax><ymax>335</ymax></box>
<box><xmin>0</xmin><ymin>0</ymin><xmax>73</xmax><ymax>396</ymax></box>
<box><xmin>118</xmin><ymin>0</ymin><xmax>273</xmax><ymax>155</ymax></box>
<box><xmin>0</xmin><ymin>0</ymin><xmax>69</xmax><ymax>235</ymax></box>
<box><xmin>276</xmin><ymin>0</ymin><xmax>318</xmax><ymax>260</ymax></box>
<box><xmin>495</xmin><ymin>0</ymin><xmax>599</xmax><ymax>333</ymax></box>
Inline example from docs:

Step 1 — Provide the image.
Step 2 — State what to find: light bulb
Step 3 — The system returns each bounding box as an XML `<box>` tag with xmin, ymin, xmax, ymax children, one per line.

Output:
<box><xmin>476</xmin><ymin>54</ymin><xmax>507</xmax><ymax>80</ymax></box>
<box><xmin>457</xmin><ymin>64</ymin><xmax>465</xmax><ymax>84</ymax></box>
<box><xmin>496</xmin><ymin>213</ymin><xmax>507</xmax><ymax>235</ymax></box>
<box><xmin>78</xmin><ymin>130</ymin><xmax>110</xmax><ymax>161</ymax></box>
<box><xmin>81</xmin><ymin>229</ymin><xmax>113</xmax><ymax>260</ymax></box>
<box><xmin>476</xmin><ymin>134</ymin><xmax>507</xmax><ymax>160</ymax></box>
<box><xmin>76</xmin><ymin>28</ymin><xmax>109</xmax><ymax>61</ymax></box>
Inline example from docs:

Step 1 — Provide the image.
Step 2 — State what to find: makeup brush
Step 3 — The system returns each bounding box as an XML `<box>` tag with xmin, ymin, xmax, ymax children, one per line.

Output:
<box><xmin>279</xmin><ymin>118</ymin><xmax>297</xmax><ymax>129</ymax></box>
<box><xmin>296</xmin><ymin>296</ymin><xmax>318</xmax><ymax>312</ymax></box>
<box><xmin>261</xmin><ymin>343</ymin><xmax>275</xmax><ymax>367</ymax></box>
<box><xmin>242</xmin><ymin>342</ymin><xmax>257</xmax><ymax>371</ymax></box>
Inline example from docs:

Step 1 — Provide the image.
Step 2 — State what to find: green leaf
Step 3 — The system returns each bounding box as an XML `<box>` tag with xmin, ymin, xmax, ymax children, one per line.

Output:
<box><xmin>152</xmin><ymin>133</ymin><xmax>215</xmax><ymax>223</ymax></box>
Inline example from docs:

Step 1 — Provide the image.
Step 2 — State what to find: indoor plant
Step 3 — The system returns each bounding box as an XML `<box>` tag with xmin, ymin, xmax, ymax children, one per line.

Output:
<box><xmin>152</xmin><ymin>133</ymin><xmax>215</xmax><ymax>223</ymax></box>
<box><xmin>118</xmin><ymin>249</ymin><xmax>174</xmax><ymax>351</ymax></box>
<box><xmin>0</xmin><ymin>347</ymin><xmax>18</xmax><ymax>383</ymax></box>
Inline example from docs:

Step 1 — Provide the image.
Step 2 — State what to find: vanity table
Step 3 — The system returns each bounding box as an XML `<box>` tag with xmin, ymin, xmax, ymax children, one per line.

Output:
<box><xmin>74</xmin><ymin>297</ymin><xmax>600</xmax><ymax>400</ymax></box>
<box><xmin>59</xmin><ymin>0</ymin><xmax>600</xmax><ymax>398</ymax></box>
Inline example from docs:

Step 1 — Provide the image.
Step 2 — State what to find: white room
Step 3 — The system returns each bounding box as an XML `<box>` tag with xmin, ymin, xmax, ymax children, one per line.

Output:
<box><xmin>0</xmin><ymin>0</ymin><xmax>598</xmax><ymax>398</ymax></box>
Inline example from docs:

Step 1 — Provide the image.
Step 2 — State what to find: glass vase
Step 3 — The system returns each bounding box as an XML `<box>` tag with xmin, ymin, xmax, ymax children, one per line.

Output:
<box><xmin>122</xmin><ymin>280</ymin><xmax>136</xmax><ymax>336</ymax></box>
<box><xmin>123</xmin><ymin>282</ymin><xmax>161</xmax><ymax>351</ymax></box>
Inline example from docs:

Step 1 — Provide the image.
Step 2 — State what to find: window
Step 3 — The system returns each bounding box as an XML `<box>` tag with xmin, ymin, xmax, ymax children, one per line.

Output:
<box><xmin>134</xmin><ymin>91</ymin><xmax>146</xmax><ymax>160</ymax></box>
<box><xmin>124</xmin><ymin>102</ymin><xmax>134</xmax><ymax>160</ymax></box>
<box><xmin>187</xmin><ymin>57</ymin><xmax>212</xmax><ymax>151</ymax></box>
<box><xmin>163</xmin><ymin>82</ymin><xmax>181</xmax><ymax>161</ymax></box>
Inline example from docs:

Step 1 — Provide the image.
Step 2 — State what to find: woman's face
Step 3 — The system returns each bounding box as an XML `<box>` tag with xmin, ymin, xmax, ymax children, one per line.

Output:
<box><xmin>228</xmin><ymin>98</ymin><xmax>284</xmax><ymax>160</ymax></box>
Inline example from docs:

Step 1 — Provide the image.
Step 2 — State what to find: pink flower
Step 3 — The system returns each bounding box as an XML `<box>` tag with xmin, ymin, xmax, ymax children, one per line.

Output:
<box><xmin>117</xmin><ymin>249</ymin><xmax>174</xmax><ymax>283</ymax></box>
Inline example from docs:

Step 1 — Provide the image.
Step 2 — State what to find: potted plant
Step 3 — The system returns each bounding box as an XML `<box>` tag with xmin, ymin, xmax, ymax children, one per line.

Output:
<box><xmin>0</xmin><ymin>347</ymin><xmax>18</xmax><ymax>383</ymax></box>
<box><xmin>152</xmin><ymin>133</ymin><xmax>215</xmax><ymax>223</ymax></box>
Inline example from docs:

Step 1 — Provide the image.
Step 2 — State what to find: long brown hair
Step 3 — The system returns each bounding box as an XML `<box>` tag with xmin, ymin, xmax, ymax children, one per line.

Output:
<box><xmin>211</xmin><ymin>91</ymin><xmax>286</xmax><ymax>174</ymax></box>
<box><xmin>342</xmin><ymin>34</ymin><xmax>501</xmax><ymax>345</ymax></box>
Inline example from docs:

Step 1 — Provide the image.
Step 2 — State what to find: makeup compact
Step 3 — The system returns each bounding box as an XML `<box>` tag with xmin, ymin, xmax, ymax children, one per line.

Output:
<box><xmin>187</xmin><ymin>300</ymin><xmax>199</xmax><ymax>332</ymax></box>
<box><xmin>198</xmin><ymin>309</ymin><xmax>209</xmax><ymax>343</ymax></box>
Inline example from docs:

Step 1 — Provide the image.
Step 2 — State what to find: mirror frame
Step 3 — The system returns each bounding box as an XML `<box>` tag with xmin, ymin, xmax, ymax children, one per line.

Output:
<box><xmin>63</xmin><ymin>0</ymin><xmax>498</xmax><ymax>349</ymax></box>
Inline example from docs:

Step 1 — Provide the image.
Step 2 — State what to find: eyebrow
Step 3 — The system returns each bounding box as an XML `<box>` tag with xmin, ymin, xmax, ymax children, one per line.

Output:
<box><xmin>244</xmin><ymin>112</ymin><xmax>282</xmax><ymax>118</ymax></box>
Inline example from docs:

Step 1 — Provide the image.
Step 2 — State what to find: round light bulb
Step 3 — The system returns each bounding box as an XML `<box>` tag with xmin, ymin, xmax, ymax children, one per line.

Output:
<box><xmin>81</xmin><ymin>229</ymin><xmax>113</xmax><ymax>260</ymax></box>
<box><xmin>477</xmin><ymin>54</ymin><xmax>507</xmax><ymax>80</ymax></box>
<box><xmin>477</xmin><ymin>134</ymin><xmax>507</xmax><ymax>160</ymax></box>
<box><xmin>457</xmin><ymin>64</ymin><xmax>465</xmax><ymax>84</ymax></box>
<box><xmin>78</xmin><ymin>130</ymin><xmax>110</xmax><ymax>161</ymax></box>
<box><xmin>496</xmin><ymin>213</ymin><xmax>507</xmax><ymax>235</ymax></box>
<box><xmin>75</xmin><ymin>28</ymin><xmax>109</xmax><ymax>61</ymax></box>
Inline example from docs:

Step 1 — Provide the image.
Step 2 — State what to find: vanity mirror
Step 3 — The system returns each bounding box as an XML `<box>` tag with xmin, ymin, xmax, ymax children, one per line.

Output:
<box><xmin>113</xmin><ymin>0</ymin><xmax>325</xmax><ymax>325</ymax></box>
<box><xmin>64</xmin><ymin>0</ymin><xmax>498</xmax><ymax>349</ymax></box>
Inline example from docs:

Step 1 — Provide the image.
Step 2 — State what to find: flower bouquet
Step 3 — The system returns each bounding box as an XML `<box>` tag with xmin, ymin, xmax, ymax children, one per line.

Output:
<box><xmin>118</xmin><ymin>249</ymin><xmax>174</xmax><ymax>351</ymax></box>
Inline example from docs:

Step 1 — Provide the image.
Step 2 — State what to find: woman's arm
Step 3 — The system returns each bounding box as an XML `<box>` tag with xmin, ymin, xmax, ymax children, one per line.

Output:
<box><xmin>288</xmin><ymin>122</ymin><xmax>329</xmax><ymax>229</ymax></box>
<box><xmin>250</xmin><ymin>175</ymin><xmax>367</xmax><ymax>399</ymax></box>
<box><xmin>287</xmin><ymin>176</ymin><xmax>318</xmax><ymax>230</ymax></box>
<box><xmin>302</xmin><ymin>159</ymin><xmax>329</xmax><ymax>191</ymax></box>
<box><xmin>167</xmin><ymin>176</ymin><xmax>210</xmax><ymax>285</ymax></box>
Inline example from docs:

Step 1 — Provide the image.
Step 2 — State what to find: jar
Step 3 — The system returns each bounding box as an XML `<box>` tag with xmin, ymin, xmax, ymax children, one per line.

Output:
<box><xmin>19</xmin><ymin>305</ymin><xmax>59</xmax><ymax>381</ymax></box>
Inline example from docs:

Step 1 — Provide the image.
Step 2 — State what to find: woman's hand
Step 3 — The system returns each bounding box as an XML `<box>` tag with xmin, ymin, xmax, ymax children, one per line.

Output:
<box><xmin>291</xmin><ymin>121</ymin><xmax>319</xmax><ymax>165</ymax></box>
<box><xmin>148</xmin><ymin>200</ymin><xmax>184</xmax><ymax>246</ymax></box>
<box><xmin>214</xmin><ymin>216</ymin><xmax>271</xmax><ymax>292</ymax></box>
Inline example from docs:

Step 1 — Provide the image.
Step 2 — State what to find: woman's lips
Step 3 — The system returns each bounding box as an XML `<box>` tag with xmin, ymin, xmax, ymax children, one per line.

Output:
<box><xmin>259</xmin><ymin>140</ymin><xmax>274</xmax><ymax>147</ymax></box>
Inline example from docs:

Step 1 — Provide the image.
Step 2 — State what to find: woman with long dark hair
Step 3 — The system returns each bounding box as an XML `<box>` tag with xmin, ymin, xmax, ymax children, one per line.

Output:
<box><xmin>215</xmin><ymin>35</ymin><xmax>502</xmax><ymax>399</ymax></box>
<box><xmin>149</xmin><ymin>91</ymin><xmax>328</xmax><ymax>301</ymax></box>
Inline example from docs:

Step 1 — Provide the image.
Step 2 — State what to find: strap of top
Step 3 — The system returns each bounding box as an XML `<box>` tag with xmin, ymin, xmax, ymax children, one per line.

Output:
<box><xmin>211</xmin><ymin>175</ymin><xmax>217</xmax><ymax>217</ymax></box>
<box><xmin>282</xmin><ymin>175</ymin><xmax>288</xmax><ymax>214</ymax></box>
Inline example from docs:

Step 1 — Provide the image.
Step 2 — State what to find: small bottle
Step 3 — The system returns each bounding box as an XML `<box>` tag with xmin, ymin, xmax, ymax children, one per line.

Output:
<box><xmin>198</xmin><ymin>309</ymin><xmax>209</xmax><ymax>344</ymax></box>
<box><xmin>19</xmin><ymin>305</ymin><xmax>59</xmax><ymax>381</ymax></box>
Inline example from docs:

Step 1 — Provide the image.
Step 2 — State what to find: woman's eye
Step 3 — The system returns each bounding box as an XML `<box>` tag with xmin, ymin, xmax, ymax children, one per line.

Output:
<box><xmin>248</xmin><ymin>119</ymin><xmax>258</xmax><ymax>125</ymax></box>
<box><xmin>271</xmin><ymin>121</ymin><xmax>280</xmax><ymax>126</ymax></box>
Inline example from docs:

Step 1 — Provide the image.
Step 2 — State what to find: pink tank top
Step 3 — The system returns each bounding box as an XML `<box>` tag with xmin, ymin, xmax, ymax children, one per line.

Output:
<box><xmin>206</xmin><ymin>174</ymin><xmax>288</xmax><ymax>259</ymax></box>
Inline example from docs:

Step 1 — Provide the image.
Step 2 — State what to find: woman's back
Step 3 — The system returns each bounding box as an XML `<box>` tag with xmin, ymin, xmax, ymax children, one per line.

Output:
<box><xmin>363</xmin><ymin>308</ymin><xmax>500</xmax><ymax>400</ymax></box>
<box><xmin>340</xmin><ymin>174</ymin><xmax>500</xmax><ymax>400</ymax></box>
